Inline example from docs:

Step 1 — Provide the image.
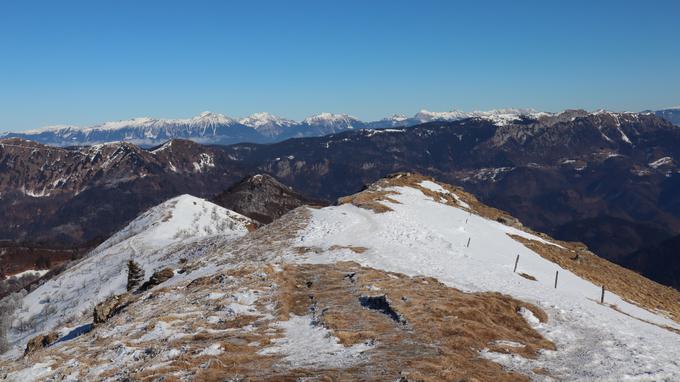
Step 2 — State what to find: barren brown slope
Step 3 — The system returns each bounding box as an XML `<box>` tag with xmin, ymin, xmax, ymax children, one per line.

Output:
<box><xmin>1</xmin><ymin>261</ymin><xmax>554</xmax><ymax>381</ymax></box>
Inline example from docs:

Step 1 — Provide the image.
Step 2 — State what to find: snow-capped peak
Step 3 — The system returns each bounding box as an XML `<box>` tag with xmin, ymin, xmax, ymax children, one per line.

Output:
<box><xmin>239</xmin><ymin>112</ymin><xmax>296</xmax><ymax>129</ymax></box>
<box><xmin>188</xmin><ymin>111</ymin><xmax>237</xmax><ymax>126</ymax></box>
<box><xmin>303</xmin><ymin>112</ymin><xmax>360</xmax><ymax>126</ymax></box>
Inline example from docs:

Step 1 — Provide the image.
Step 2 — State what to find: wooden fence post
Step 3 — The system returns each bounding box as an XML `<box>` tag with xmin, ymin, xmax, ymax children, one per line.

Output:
<box><xmin>513</xmin><ymin>255</ymin><xmax>519</xmax><ymax>273</ymax></box>
<box><xmin>600</xmin><ymin>285</ymin><xmax>605</xmax><ymax>304</ymax></box>
<box><xmin>554</xmin><ymin>270</ymin><xmax>559</xmax><ymax>288</ymax></box>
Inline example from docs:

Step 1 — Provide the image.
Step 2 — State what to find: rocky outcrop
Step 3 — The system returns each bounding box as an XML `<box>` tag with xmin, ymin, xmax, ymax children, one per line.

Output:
<box><xmin>93</xmin><ymin>293</ymin><xmax>134</xmax><ymax>324</ymax></box>
<box><xmin>24</xmin><ymin>331</ymin><xmax>59</xmax><ymax>356</ymax></box>
<box><xmin>137</xmin><ymin>268</ymin><xmax>175</xmax><ymax>292</ymax></box>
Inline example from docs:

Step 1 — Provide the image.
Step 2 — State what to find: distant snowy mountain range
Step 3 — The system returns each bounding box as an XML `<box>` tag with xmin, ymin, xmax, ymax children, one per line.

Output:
<box><xmin>0</xmin><ymin>108</ymin><xmax>553</xmax><ymax>147</ymax></box>
<box><xmin>2</xmin><ymin>107</ymin><xmax>679</xmax><ymax>149</ymax></box>
<box><xmin>3</xmin><ymin>107</ymin><xmax>678</xmax><ymax>147</ymax></box>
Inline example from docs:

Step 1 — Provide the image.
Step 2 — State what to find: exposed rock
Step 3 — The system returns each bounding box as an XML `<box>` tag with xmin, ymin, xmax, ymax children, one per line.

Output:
<box><xmin>24</xmin><ymin>331</ymin><xmax>59</xmax><ymax>356</ymax></box>
<box><xmin>93</xmin><ymin>293</ymin><xmax>134</xmax><ymax>324</ymax></box>
<box><xmin>137</xmin><ymin>268</ymin><xmax>174</xmax><ymax>292</ymax></box>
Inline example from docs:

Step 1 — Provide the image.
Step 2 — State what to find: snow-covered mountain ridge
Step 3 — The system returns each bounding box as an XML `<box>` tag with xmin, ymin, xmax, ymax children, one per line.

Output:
<box><xmin>1</xmin><ymin>173</ymin><xmax>679</xmax><ymax>380</ymax></box>
<box><xmin>2</xmin><ymin>195</ymin><xmax>253</xmax><ymax>358</ymax></box>
<box><xmin>1</xmin><ymin>108</ymin><xmax>649</xmax><ymax>147</ymax></box>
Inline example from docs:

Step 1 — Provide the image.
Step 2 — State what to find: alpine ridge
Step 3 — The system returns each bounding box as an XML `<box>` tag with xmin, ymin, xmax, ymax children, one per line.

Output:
<box><xmin>1</xmin><ymin>174</ymin><xmax>679</xmax><ymax>380</ymax></box>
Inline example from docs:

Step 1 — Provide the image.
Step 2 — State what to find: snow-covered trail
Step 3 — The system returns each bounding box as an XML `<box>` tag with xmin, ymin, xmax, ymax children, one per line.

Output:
<box><xmin>291</xmin><ymin>185</ymin><xmax>680</xmax><ymax>380</ymax></box>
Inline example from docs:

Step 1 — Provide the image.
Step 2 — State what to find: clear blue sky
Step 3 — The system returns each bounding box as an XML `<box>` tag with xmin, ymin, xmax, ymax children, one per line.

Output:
<box><xmin>1</xmin><ymin>0</ymin><xmax>679</xmax><ymax>130</ymax></box>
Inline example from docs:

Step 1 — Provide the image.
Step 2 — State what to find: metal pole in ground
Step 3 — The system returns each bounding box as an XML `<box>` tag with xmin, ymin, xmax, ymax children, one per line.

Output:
<box><xmin>554</xmin><ymin>270</ymin><xmax>559</xmax><ymax>288</ymax></box>
<box><xmin>513</xmin><ymin>255</ymin><xmax>519</xmax><ymax>273</ymax></box>
<box><xmin>466</xmin><ymin>237</ymin><xmax>471</xmax><ymax>248</ymax></box>
<box><xmin>600</xmin><ymin>285</ymin><xmax>605</xmax><ymax>304</ymax></box>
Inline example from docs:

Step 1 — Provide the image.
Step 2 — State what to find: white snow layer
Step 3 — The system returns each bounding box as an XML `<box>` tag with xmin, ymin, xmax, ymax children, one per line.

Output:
<box><xmin>4</xmin><ymin>361</ymin><xmax>54</xmax><ymax>382</ymax></box>
<box><xmin>4</xmin><ymin>269</ymin><xmax>49</xmax><ymax>280</ymax></box>
<box><xmin>258</xmin><ymin>315</ymin><xmax>372</xmax><ymax>368</ymax></box>
<box><xmin>291</xmin><ymin>184</ymin><xmax>680</xmax><ymax>380</ymax></box>
<box><xmin>7</xmin><ymin>195</ymin><xmax>251</xmax><ymax>354</ymax></box>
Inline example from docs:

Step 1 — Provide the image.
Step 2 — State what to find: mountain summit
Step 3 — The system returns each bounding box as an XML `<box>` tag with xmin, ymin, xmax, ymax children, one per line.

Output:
<box><xmin>213</xmin><ymin>174</ymin><xmax>325</xmax><ymax>224</ymax></box>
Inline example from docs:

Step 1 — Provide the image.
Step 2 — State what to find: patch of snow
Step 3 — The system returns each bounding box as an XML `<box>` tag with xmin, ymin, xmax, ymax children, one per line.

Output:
<box><xmin>518</xmin><ymin>307</ymin><xmax>541</xmax><ymax>326</ymax></box>
<box><xmin>21</xmin><ymin>186</ymin><xmax>50</xmax><ymax>198</ymax></box>
<box><xmin>150</xmin><ymin>140</ymin><xmax>173</xmax><ymax>154</ymax></box>
<box><xmin>224</xmin><ymin>290</ymin><xmax>260</xmax><ymax>316</ymax></box>
<box><xmin>136</xmin><ymin>321</ymin><xmax>173</xmax><ymax>342</ymax></box>
<box><xmin>192</xmin><ymin>153</ymin><xmax>215</xmax><ymax>172</ymax></box>
<box><xmin>490</xmin><ymin>339</ymin><xmax>526</xmax><ymax>348</ymax></box>
<box><xmin>4</xmin><ymin>361</ymin><xmax>54</xmax><ymax>382</ymax></box>
<box><xmin>5</xmin><ymin>269</ymin><xmax>49</xmax><ymax>280</ymax></box>
<box><xmin>649</xmin><ymin>157</ymin><xmax>673</xmax><ymax>169</ymax></box>
<box><xmin>258</xmin><ymin>315</ymin><xmax>372</xmax><ymax>368</ymax></box>
<box><xmin>197</xmin><ymin>343</ymin><xmax>224</xmax><ymax>357</ymax></box>
<box><xmin>419</xmin><ymin>180</ymin><xmax>470</xmax><ymax>209</ymax></box>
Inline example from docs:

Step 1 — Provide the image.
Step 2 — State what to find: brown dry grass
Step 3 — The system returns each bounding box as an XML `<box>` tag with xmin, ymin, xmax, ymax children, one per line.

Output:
<box><xmin>337</xmin><ymin>190</ymin><xmax>398</xmax><ymax>213</ymax></box>
<box><xmin>4</xmin><ymin>260</ymin><xmax>555</xmax><ymax>381</ymax></box>
<box><xmin>268</xmin><ymin>262</ymin><xmax>554</xmax><ymax>382</ymax></box>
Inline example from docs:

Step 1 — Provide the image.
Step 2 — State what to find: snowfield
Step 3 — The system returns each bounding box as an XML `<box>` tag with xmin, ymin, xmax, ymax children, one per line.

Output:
<box><xmin>5</xmin><ymin>195</ymin><xmax>252</xmax><ymax>357</ymax></box>
<box><xmin>290</xmin><ymin>184</ymin><xmax>680</xmax><ymax>380</ymax></box>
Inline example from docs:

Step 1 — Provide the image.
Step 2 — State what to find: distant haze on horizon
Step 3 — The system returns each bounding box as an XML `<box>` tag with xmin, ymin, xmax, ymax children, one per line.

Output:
<box><xmin>1</xmin><ymin>0</ymin><xmax>679</xmax><ymax>131</ymax></box>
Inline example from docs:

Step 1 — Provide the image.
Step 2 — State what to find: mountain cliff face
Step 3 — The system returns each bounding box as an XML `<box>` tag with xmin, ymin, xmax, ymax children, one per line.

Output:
<box><xmin>2</xmin><ymin>174</ymin><xmax>679</xmax><ymax>380</ymax></box>
<box><xmin>213</xmin><ymin>174</ymin><xmax>325</xmax><ymax>224</ymax></box>
<box><xmin>2</xmin><ymin>110</ymin><xmax>680</xmax><ymax>289</ymax></box>
<box><xmin>0</xmin><ymin>138</ymin><xmax>247</xmax><ymax>244</ymax></box>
